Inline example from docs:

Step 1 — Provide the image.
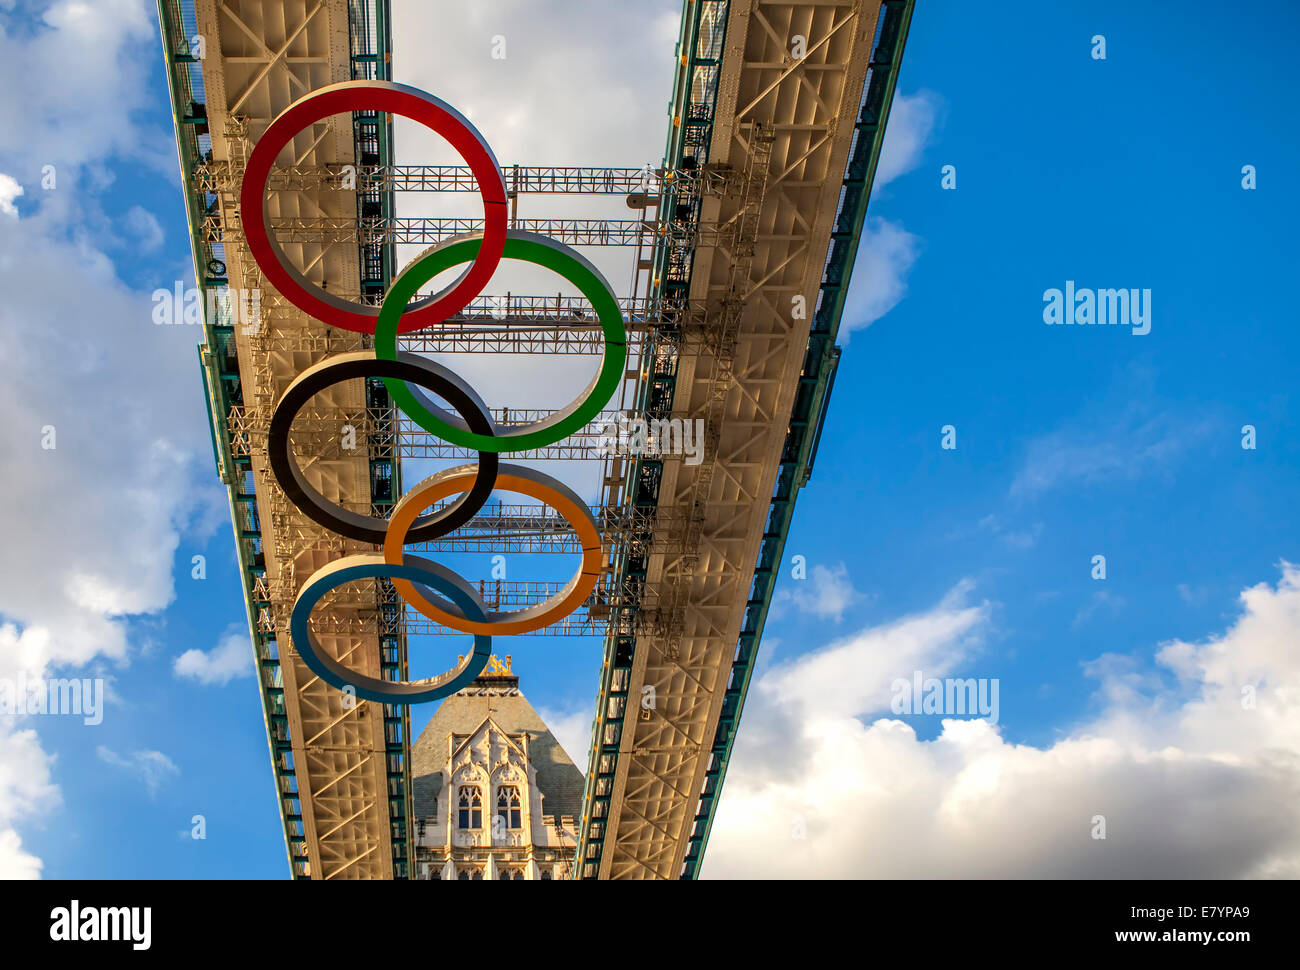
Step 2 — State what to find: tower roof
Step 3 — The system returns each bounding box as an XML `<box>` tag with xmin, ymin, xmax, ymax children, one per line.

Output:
<box><xmin>410</xmin><ymin>658</ymin><xmax>585</xmax><ymax>820</ymax></box>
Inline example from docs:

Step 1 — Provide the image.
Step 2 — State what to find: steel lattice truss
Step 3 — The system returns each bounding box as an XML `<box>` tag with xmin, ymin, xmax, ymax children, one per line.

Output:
<box><xmin>163</xmin><ymin>0</ymin><xmax>407</xmax><ymax>880</ymax></box>
<box><xmin>162</xmin><ymin>0</ymin><xmax>910</xmax><ymax>880</ymax></box>
<box><xmin>578</xmin><ymin>0</ymin><xmax>913</xmax><ymax>879</ymax></box>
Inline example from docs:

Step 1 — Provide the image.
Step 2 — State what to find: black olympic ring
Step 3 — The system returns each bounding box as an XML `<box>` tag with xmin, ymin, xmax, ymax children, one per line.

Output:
<box><xmin>268</xmin><ymin>351</ymin><xmax>499</xmax><ymax>543</ymax></box>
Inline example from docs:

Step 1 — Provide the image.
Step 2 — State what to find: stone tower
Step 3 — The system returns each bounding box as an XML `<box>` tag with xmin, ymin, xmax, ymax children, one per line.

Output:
<box><xmin>411</xmin><ymin>656</ymin><xmax>584</xmax><ymax>880</ymax></box>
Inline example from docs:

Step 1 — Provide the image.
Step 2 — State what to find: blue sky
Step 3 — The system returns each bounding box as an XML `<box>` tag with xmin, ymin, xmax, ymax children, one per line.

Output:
<box><xmin>781</xmin><ymin>0</ymin><xmax>1300</xmax><ymax>742</ymax></box>
<box><xmin>1</xmin><ymin>0</ymin><xmax>1298</xmax><ymax>879</ymax></box>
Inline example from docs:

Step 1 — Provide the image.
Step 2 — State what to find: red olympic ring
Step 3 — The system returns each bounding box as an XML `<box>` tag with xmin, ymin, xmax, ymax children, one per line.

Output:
<box><xmin>240</xmin><ymin>80</ymin><xmax>508</xmax><ymax>334</ymax></box>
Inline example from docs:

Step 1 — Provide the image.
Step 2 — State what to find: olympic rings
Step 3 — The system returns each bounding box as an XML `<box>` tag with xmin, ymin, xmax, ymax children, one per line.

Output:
<box><xmin>268</xmin><ymin>352</ymin><xmax>499</xmax><ymax>544</ymax></box>
<box><xmin>241</xmin><ymin>80</ymin><xmax>508</xmax><ymax>334</ymax></box>
<box><xmin>290</xmin><ymin>554</ymin><xmax>492</xmax><ymax>703</ymax></box>
<box><xmin>374</xmin><ymin>230</ymin><xmax>627</xmax><ymax>453</ymax></box>
<box><xmin>385</xmin><ymin>464</ymin><xmax>602</xmax><ymax>635</ymax></box>
<box><xmin>243</xmin><ymin>81</ymin><xmax>617</xmax><ymax>705</ymax></box>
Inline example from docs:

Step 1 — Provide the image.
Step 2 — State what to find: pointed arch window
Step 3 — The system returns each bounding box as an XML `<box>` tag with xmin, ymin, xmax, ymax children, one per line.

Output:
<box><xmin>496</xmin><ymin>786</ymin><xmax>522</xmax><ymax>830</ymax></box>
<box><xmin>458</xmin><ymin>786</ymin><xmax>482</xmax><ymax>829</ymax></box>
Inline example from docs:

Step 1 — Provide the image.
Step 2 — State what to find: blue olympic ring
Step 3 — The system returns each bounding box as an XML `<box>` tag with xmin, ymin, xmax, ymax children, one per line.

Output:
<box><xmin>289</xmin><ymin>554</ymin><xmax>492</xmax><ymax>704</ymax></box>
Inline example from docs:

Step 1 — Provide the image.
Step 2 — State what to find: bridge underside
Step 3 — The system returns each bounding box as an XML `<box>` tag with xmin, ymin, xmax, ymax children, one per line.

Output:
<box><xmin>578</xmin><ymin>0</ymin><xmax>911</xmax><ymax>880</ymax></box>
<box><xmin>160</xmin><ymin>0</ymin><xmax>912</xmax><ymax>879</ymax></box>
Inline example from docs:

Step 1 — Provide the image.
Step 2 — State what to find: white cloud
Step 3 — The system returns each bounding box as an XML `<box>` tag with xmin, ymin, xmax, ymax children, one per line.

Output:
<box><xmin>774</xmin><ymin>562</ymin><xmax>864</xmax><ymax>622</ymax></box>
<box><xmin>0</xmin><ymin>0</ymin><xmax>174</xmax><ymax>181</ymax></box>
<box><xmin>0</xmin><ymin>726</ymin><xmax>57</xmax><ymax>878</ymax></box>
<box><xmin>703</xmin><ymin>566</ymin><xmax>1300</xmax><ymax>878</ymax></box>
<box><xmin>0</xmin><ymin>211</ymin><xmax>221</xmax><ymax>670</ymax></box>
<box><xmin>96</xmin><ymin>746</ymin><xmax>179</xmax><ymax>797</ymax></box>
<box><xmin>839</xmin><ymin>90</ymin><xmax>940</xmax><ymax>337</ymax></box>
<box><xmin>0</xmin><ymin>829</ymin><xmax>43</xmax><ymax>879</ymax></box>
<box><xmin>389</xmin><ymin>0</ymin><xmax>679</xmax><ymax>300</ymax></box>
<box><xmin>536</xmin><ymin>704</ymin><xmax>592</xmax><ymax>775</ymax></box>
<box><xmin>1011</xmin><ymin>395</ymin><xmax>1215</xmax><ymax>499</ymax></box>
<box><xmin>0</xmin><ymin>0</ymin><xmax>224</xmax><ymax>876</ymax></box>
<box><xmin>0</xmin><ymin>171</ymin><xmax>21</xmax><ymax>216</ymax></box>
<box><xmin>174</xmin><ymin>624</ymin><xmax>252</xmax><ymax>686</ymax></box>
<box><xmin>0</xmin><ymin>3</ymin><xmax>219</xmax><ymax>678</ymax></box>
<box><xmin>873</xmin><ymin>90</ymin><xmax>942</xmax><ymax>192</ymax></box>
<box><xmin>841</xmin><ymin>216</ymin><xmax>920</xmax><ymax>336</ymax></box>
<box><xmin>124</xmin><ymin>205</ymin><xmax>163</xmax><ymax>251</ymax></box>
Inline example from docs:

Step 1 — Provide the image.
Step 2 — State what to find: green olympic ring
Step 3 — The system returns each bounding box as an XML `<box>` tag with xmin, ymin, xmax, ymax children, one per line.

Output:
<box><xmin>375</xmin><ymin>230</ymin><xmax>627</xmax><ymax>453</ymax></box>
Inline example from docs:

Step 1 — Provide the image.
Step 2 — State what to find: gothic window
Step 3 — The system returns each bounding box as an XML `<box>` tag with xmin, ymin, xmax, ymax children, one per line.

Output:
<box><xmin>540</xmin><ymin>868</ymin><xmax>552</xmax><ymax>881</ymax></box>
<box><xmin>496</xmin><ymin>786</ymin><xmax>522</xmax><ymax>830</ymax></box>
<box><xmin>458</xmin><ymin>786</ymin><xmax>482</xmax><ymax>829</ymax></box>
<box><xmin>457</xmin><ymin>870</ymin><xmax>469</xmax><ymax>881</ymax></box>
<box><xmin>471</xmin><ymin>868</ymin><xmax>483</xmax><ymax>880</ymax></box>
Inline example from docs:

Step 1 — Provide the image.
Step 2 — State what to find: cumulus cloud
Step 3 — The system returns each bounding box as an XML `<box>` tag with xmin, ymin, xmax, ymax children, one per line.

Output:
<box><xmin>0</xmin><ymin>210</ymin><xmax>221</xmax><ymax>670</ymax></box>
<box><xmin>0</xmin><ymin>726</ymin><xmax>58</xmax><ymax>878</ymax></box>
<box><xmin>97</xmin><ymin>746</ymin><xmax>179</xmax><ymax>797</ymax></box>
<box><xmin>174</xmin><ymin>624</ymin><xmax>253</xmax><ymax>686</ymax></box>
<box><xmin>0</xmin><ymin>0</ymin><xmax>174</xmax><ymax>181</ymax></box>
<box><xmin>703</xmin><ymin>566</ymin><xmax>1300</xmax><ymax>878</ymax></box>
<box><xmin>0</xmin><ymin>0</ymin><xmax>222</xmax><ymax>875</ymax></box>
